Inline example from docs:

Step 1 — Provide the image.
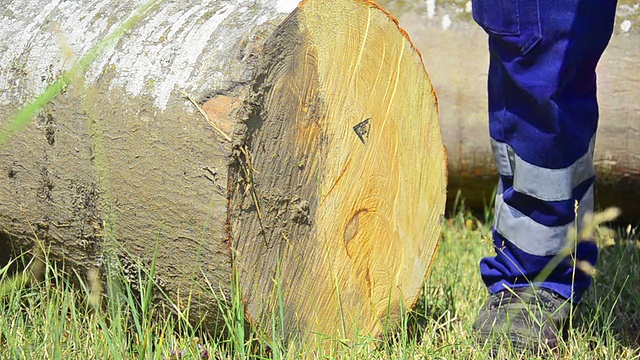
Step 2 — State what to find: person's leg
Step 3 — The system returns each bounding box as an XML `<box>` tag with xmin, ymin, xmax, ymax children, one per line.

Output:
<box><xmin>471</xmin><ymin>0</ymin><xmax>617</xmax><ymax>350</ymax></box>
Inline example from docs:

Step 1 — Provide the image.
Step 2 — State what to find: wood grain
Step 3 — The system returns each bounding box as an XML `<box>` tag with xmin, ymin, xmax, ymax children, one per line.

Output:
<box><xmin>230</xmin><ymin>0</ymin><xmax>446</xmax><ymax>348</ymax></box>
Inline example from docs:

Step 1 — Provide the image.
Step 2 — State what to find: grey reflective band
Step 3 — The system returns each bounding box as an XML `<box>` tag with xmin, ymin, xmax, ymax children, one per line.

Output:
<box><xmin>491</xmin><ymin>137</ymin><xmax>596</xmax><ymax>201</ymax></box>
<box><xmin>491</xmin><ymin>140</ymin><xmax>515</xmax><ymax>176</ymax></box>
<box><xmin>493</xmin><ymin>184</ymin><xmax>594</xmax><ymax>257</ymax></box>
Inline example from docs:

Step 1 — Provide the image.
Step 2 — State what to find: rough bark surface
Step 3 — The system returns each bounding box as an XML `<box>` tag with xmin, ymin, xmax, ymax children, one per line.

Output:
<box><xmin>0</xmin><ymin>0</ymin><xmax>291</xmax><ymax>327</ymax></box>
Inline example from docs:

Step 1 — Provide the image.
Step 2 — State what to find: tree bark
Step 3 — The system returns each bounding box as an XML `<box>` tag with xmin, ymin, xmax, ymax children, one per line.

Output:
<box><xmin>0</xmin><ymin>0</ymin><xmax>287</xmax><ymax>328</ymax></box>
<box><xmin>0</xmin><ymin>0</ymin><xmax>446</xmax><ymax>347</ymax></box>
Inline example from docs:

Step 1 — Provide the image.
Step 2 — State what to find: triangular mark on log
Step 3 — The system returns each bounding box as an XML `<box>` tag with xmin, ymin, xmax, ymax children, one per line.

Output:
<box><xmin>353</xmin><ymin>118</ymin><xmax>371</xmax><ymax>145</ymax></box>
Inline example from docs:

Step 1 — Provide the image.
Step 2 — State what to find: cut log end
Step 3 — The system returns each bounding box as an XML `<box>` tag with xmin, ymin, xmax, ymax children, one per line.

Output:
<box><xmin>231</xmin><ymin>0</ymin><xmax>447</xmax><ymax>348</ymax></box>
<box><xmin>0</xmin><ymin>0</ymin><xmax>445</xmax><ymax>348</ymax></box>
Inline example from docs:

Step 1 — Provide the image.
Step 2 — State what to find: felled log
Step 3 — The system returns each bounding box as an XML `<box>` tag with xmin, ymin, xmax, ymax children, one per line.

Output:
<box><xmin>397</xmin><ymin>14</ymin><xmax>640</xmax><ymax>219</ymax></box>
<box><xmin>0</xmin><ymin>0</ymin><xmax>446</xmax><ymax>347</ymax></box>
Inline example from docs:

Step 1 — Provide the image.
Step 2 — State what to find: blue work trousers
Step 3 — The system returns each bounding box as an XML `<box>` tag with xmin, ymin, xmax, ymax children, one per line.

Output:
<box><xmin>472</xmin><ymin>0</ymin><xmax>617</xmax><ymax>301</ymax></box>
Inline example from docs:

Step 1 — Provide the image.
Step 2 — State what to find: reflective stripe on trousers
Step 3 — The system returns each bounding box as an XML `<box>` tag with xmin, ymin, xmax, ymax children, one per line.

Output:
<box><xmin>492</xmin><ymin>138</ymin><xmax>595</xmax><ymax>257</ymax></box>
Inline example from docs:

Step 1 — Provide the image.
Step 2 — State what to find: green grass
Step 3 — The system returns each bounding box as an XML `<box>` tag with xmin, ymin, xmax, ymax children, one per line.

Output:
<box><xmin>1</xmin><ymin>206</ymin><xmax>638</xmax><ymax>359</ymax></box>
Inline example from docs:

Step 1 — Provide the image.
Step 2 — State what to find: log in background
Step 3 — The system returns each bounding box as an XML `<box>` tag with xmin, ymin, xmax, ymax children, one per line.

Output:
<box><xmin>390</xmin><ymin>6</ymin><xmax>640</xmax><ymax>220</ymax></box>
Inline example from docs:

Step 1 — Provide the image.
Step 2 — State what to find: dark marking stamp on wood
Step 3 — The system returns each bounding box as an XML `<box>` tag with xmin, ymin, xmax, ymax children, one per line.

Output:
<box><xmin>353</xmin><ymin>118</ymin><xmax>371</xmax><ymax>145</ymax></box>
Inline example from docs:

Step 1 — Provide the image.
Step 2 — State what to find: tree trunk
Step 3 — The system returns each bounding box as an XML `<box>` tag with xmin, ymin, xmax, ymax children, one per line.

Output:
<box><xmin>394</xmin><ymin>10</ymin><xmax>640</xmax><ymax>220</ymax></box>
<box><xmin>0</xmin><ymin>0</ymin><xmax>446</xmax><ymax>347</ymax></box>
<box><xmin>0</xmin><ymin>0</ymin><xmax>284</xmax><ymax>329</ymax></box>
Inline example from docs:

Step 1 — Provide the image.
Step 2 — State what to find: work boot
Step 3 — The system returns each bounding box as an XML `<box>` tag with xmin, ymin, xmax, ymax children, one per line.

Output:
<box><xmin>473</xmin><ymin>287</ymin><xmax>572</xmax><ymax>353</ymax></box>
